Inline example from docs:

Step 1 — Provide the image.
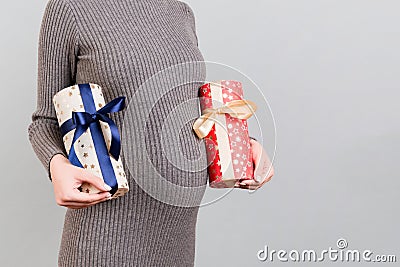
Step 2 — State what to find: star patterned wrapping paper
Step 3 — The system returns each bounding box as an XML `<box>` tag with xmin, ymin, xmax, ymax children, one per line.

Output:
<box><xmin>53</xmin><ymin>83</ymin><xmax>129</xmax><ymax>199</ymax></box>
<box><xmin>196</xmin><ymin>80</ymin><xmax>256</xmax><ymax>188</ymax></box>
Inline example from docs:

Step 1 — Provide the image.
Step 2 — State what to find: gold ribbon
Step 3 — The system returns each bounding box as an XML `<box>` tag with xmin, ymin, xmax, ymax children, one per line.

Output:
<box><xmin>193</xmin><ymin>99</ymin><xmax>257</xmax><ymax>139</ymax></box>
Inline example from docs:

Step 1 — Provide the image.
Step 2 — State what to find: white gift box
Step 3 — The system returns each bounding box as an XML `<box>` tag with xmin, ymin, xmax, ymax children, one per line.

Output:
<box><xmin>53</xmin><ymin>83</ymin><xmax>129</xmax><ymax>199</ymax></box>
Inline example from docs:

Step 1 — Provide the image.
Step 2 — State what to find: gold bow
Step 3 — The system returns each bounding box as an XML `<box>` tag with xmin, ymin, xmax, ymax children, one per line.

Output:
<box><xmin>193</xmin><ymin>99</ymin><xmax>257</xmax><ymax>139</ymax></box>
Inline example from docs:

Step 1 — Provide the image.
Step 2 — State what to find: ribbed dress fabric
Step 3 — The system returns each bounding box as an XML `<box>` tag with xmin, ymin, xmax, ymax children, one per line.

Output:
<box><xmin>27</xmin><ymin>0</ymin><xmax>208</xmax><ymax>266</ymax></box>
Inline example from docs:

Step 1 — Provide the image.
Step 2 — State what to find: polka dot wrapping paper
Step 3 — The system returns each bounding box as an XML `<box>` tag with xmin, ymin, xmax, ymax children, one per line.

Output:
<box><xmin>53</xmin><ymin>83</ymin><xmax>129</xmax><ymax>199</ymax></box>
<box><xmin>197</xmin><ymin>80</ymin><xmax>255</xmax><ymax>188</ymax></box>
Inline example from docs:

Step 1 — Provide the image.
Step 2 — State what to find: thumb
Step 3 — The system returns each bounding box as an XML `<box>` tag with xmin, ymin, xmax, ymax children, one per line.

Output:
<box><xmin>76</xmin><ymin>169</ymin><xmax>111</xmax><ymax>192</ymax></box>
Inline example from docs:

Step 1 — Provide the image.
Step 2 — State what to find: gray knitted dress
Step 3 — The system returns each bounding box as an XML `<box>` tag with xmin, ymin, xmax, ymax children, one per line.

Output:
<box><xmin>27</xmin><ymin>0</ymin><xmax>208</xmax><ymax>266</ymax></box>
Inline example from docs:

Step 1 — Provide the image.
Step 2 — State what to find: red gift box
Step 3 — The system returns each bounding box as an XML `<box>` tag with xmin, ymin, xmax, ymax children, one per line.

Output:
<box><xmin>193</xmin><ymin>80</ymin><xmax>257</xmax><ymax>188</ymax></box>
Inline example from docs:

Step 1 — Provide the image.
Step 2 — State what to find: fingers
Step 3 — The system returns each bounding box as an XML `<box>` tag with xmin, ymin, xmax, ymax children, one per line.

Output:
<box><xmin>236</xmin><ymin>183</ymin><xmax>260</xmax><ymax>191</ymax></box>
<box><xmin>236</xmin><ymin>170</ymin><xmax>273</xmax><ymax>190</ymax></box>
<box><xmin>52</xmin><ymin>160</ymin><xmax>115</xmax><ymax>209</ymax></box>
<box><xmin>56</xmin><ymin>189</ymin><xmax>112</xmax><ymax>207</ymax></box>
<box><xmin>64</xmin><ymin>196</ymin><xmax>111</xmax><ymax>209</ymax></box>
<box><xmin>234</xmin><ymin>179</ymin><xmax>262</xmax><ymax>191</ymax></box>
<box><xmin>76</xmin><ymin>168</ymin><xmax>112</xmax><ymax>192</ymax></box>
<box><xmin>71</xmin><ymin>190</ymin><xmax>112</xmax><ymax>204</ymax></box>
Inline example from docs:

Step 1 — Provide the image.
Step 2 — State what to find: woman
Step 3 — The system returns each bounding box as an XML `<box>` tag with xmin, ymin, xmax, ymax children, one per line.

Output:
<box><xmin>27</xmin><ymin>0</ymin><xmax>274</xmax><ymax>266</ymax></box>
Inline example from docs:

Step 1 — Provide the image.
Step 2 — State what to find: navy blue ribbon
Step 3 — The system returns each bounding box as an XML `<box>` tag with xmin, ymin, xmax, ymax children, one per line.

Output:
<box><xmin>60</xmin><ymin>83</ymin><xmax>126</xmax><ymax>195</ymax></box>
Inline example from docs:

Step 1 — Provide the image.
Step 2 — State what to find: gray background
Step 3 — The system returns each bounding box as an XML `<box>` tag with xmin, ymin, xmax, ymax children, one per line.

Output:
<box><xmin>1</xmin><ymin>0</ymin><xmax>399</xmax><ymax>266</ymax></box>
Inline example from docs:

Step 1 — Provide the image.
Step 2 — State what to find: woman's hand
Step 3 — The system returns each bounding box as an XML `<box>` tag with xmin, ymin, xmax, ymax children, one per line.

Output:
<box><xmin>234</xmin><ymin>138</ymin><xmax>274</xmax><ymax>190</ymax></box>
<box><xmin>49</xmin><ymin>154</ymin><xmax>113</xmax><ymax>209</ymax></box>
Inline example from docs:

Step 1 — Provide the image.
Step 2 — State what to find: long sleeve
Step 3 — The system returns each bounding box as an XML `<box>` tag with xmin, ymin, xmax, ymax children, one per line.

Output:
<box><xmin>27</xmin><ymin>0</ymin><xmax>79</xmax><ymax>182</ymax></box>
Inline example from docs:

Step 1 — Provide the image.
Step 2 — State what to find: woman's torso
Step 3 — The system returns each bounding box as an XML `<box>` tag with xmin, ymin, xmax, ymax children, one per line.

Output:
<box><xmin>71</xmin><ymin>0</ymin><xmax>208</xmax><ymax>203</ymax></box>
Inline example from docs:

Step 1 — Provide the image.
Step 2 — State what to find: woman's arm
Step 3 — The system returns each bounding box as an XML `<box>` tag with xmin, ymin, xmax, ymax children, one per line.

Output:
<box><xmin>27</xmin><ymin>0</ymin><xmax>112</xmax><ymax>208</ymax></box>
<box><xmin>27</xmin><ymin>0</ymin><xmax>79</xmax><ymax>182</ymax></box>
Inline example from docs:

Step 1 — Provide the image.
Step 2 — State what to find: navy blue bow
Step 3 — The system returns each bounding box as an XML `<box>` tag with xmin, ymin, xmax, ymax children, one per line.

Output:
<box><xmin>69</xmin><ymin>96</ymin><xmax>125</xmax><ymax>160</ymax></box>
